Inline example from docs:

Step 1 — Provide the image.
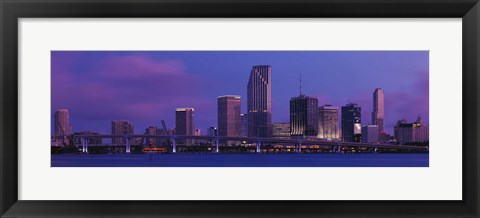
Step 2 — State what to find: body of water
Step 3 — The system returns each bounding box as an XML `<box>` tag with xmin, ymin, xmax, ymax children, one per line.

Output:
<box><xmin>51</xmin><ymin>153</ymin><xmax>429</xmax><ymax>167</ymax></box>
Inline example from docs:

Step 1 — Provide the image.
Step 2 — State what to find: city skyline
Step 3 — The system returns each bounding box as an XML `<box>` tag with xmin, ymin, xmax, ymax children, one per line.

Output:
<box><xmin>51</xmin><ymin>51</ymin><xmax>429</xmax><ymax>136</ymax></box>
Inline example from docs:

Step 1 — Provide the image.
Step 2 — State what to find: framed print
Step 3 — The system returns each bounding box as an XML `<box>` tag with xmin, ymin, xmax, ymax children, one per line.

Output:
<box><xmin>1</xmin><ymin>0</ymin><xmax>479</xmax><ymax>217</ymax></box>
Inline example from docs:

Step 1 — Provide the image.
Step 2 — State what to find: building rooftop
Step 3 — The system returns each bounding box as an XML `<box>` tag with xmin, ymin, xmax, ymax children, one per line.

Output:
<box><xmin>217</xmin><ymin>95</ymin><xmax>241</xmax><ymax>99</ymax></box>
<box><xmin>176</xmin><ymin>108</ymin><xmax>194</xmax><ymax>111</ymax></box>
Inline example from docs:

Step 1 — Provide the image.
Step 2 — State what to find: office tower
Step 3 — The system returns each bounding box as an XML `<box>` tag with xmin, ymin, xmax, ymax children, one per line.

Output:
<box><xmin>272</xmin><ymin>122</ymin><xmax>291</xmax><ymax>139</ymax></box>
<box><xmin>341</xmin><ymin>103</ymin><xmax>362</xmax><ymax>142</ymax></box>
<box><xmin>372</xmin><ymin>88</ymin><xmax>385</xmax><ymax>132</ymax></box>
<box><xmin>54</xmin><ymin>109</ymin><xmax>72</xmax><ymax>146</ymax></box>
<box><xmin>207</xmin><ymin>127</ymin><xmax>218</xmax><ymax>137</ymax></box>
<box><xmin>145</xmin><ymin>126</ymin><xmax>158</xmax><ymax>146</ymax></box>
<box><xmin>176</xmin><ymin>108</ymin><xmax>195</xmax><ymax>145</ymax></box>
<box><xmin>290</xmin><ymin>95</ymin><xmax>319</xmax><ymax>138</ymax></box>
<box><xmin>217</xmin><ymin>95</ymin><xmax>241</xmax><ymax>137</ymax></box>
<box><xmin>247</xmin><ymin>65</ymin><xmax>272</xmax><ymax>138</ymax></box>
<box><xmin>54</xmin><ymin>109</ymin><xmax>72</xmax><ymax>136</ymax></box>
<box><xmin>111</xmin><ymin>120</ymin><xmax>134</xmax><ymax>145</ymax></box>
<box><xmin>240</xmin><ymin>113</ymin><xmax>248</xmax><ymax>137</ymax></box>
<box><xmin>361</xmin><ymin>125</ymin><xmax>379</xmax><ymax>143</ymax></box>
<box><xmin>394</xmin><ymin>115</ymin><xmax>429</xmax><ymax>144</ymax></box>
<box><xmin>318</xmin><ymin>105</ymin><xmax>340</xmax><ymax>140</ymax></box>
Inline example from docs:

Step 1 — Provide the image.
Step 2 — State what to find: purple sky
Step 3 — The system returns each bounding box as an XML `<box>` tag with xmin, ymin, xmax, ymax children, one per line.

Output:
<box><xmin>51</xmin><ymin>51</ymin><xmax>429</xmax><ymax>135</ymax></box>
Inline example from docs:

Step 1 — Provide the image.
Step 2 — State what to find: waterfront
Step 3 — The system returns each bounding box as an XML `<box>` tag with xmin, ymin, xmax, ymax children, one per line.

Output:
<box><xmin>51</xmin><ymin>153</ymin><xmax>428</xmax><ymax>167</ymax></box>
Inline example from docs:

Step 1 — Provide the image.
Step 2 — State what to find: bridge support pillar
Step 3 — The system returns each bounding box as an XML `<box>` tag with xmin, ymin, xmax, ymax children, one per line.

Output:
<box><xmin>215</xmin><ymin>139</ymin><xmax>219</xmax><ymax>153</ymax></box>
<box><xmin>256</xmin><ymin>142</ymin><xmax>261</xmax><ymax>153</ymax></box>
<box><xmin>81</xmin><ymin>138</ymin><xmax>86</xmax><ymax>153</ymax></box>
<box><xmin>126</xmin><ymin>137</ymin><xmax>131</xmax><ymax>153</ymax></box>
<box><xmin>85</xmin><ymin>139</ymin><xmax>89</xmax><ymax>153</ymax></box>
<box><xmin>172</xmin><ymin>138</ymin><xmax>176</xmax><ymax>153</ymax></box>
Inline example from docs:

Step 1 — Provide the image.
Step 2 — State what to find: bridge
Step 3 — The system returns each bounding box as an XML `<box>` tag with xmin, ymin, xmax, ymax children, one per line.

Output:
<box><xmin>52</xmin><ymin>134</ymin><xmax>428</xmax><ymax>154</ymax></box>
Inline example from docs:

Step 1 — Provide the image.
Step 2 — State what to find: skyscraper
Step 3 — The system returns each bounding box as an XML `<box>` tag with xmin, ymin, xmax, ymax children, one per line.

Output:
<box><xmin>54</xmin><ymin>109</ymin><xmax>72</xmax><ymax>146</ymax></box>
<box><xmin>176</xmin><ymin>108</ymin><xmax>195</xmax><ymax>145</ymax></box>
<box><xmin>372</xmin><ymin>88</ymin><xmax>385</xmax><ymax>132</ymax></box>
<box><xmin>247</xmin><ymin>65</ymin><xmax>272</xmax><ymax>138</ymax></box>
<box><xmin>111</xmin><ymin>120</ymin><xmax>134</xmax><ymax>145</ymax></box>
<box><xmin>54</xmin><ymin>109</ymin><xmax>72</xmax><ymax>136</ymax></box>
<box><xmin>318</xmin><ymin>105</ymin><xmax>339</xmax><ymax>140</ymax></box>
<box><xmin>342</xmin><ymin>103</ymin><xmax>362</xmax><ymax>142</ymax></box>
<box><xmin>145</xmin><ymin>126</ymin><xmax>158</xmax><ymax>146</ymax></box>
<box><xmin>290</xmin><ymin>95</ymin><xmax>319</xmax><ymax>138</ymax></box>
<box><xmin>217</xmin><ymin>95</ymin><xmax>241</xmax><ymax>137</ymax></box>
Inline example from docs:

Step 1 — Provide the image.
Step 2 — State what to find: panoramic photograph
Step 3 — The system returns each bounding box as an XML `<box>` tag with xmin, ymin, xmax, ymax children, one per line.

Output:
<box><xmin>51</xmin><ymin>51</ymin><xmax>429</xmax><ymax>167</ymax></box>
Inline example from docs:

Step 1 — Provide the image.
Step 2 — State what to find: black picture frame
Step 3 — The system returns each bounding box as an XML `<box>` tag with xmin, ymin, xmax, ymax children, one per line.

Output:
<box><xmin>1</xmin><ymin>0</ymin><xmax>479</xmax><ymax>217</ymax></box>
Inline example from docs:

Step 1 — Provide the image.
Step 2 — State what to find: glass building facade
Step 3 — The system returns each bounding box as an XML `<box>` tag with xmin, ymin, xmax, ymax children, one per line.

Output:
<box><xmin>247</xmin><ymin>65</ymin><xmax>272</xmax><ymax>138</ymax></box>
<box><xmin>290</xmin><ymin>95</ymin><xmax>318</xmax><ymax>138</ymax></box>
<box><xmin>341</xmin><ymin>103</ymin><xmax>362</xmax><ymax>142</ymax></box>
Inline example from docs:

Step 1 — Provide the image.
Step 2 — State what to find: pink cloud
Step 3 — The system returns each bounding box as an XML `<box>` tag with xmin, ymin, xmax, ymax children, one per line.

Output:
<box><xmin>97</xmin><ymin>54</ymin><xmax>185</xmax><ymax>79</ymax></box>
<box><xmin>52</xmin><ymin>53</ymin><xmax>211</xmax><ymax>126</ymax></box>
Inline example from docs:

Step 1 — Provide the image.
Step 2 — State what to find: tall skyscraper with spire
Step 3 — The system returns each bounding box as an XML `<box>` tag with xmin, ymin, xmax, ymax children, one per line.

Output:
<box><xmin>247</xmin><ymin>65</ymin><xmax>272</xmax><ymax>138</ymax></box>
<box><xmin>290</xmin><ymin>73</ymin><xmax>318</xmax><ymax>138</ymax></box>
<box><xmin>372</xmin><ymin>88</ymin><xmax>385</xmax><ymax>132</ymax></box>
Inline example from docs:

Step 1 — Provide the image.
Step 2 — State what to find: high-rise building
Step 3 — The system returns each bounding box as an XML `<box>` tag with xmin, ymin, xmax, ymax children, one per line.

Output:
<box><xmin>394</xmin><ymin>115</ymin><xmax>429</xmax><ymax>144</ymax></box>
<box><xmin>361</xmin><ymin>125</ymin><xmax>379</xmax><ymax>143</ymax></box>
<box><xmin>240</xmin><ymin>113</ymin><xmax>248</xmax><ymax>137</ymax></box>
<box><xmin>341</xmin><ymin>103</ymin><xmax>362</xmax><ymax>142</ymax></box>
<box><xmin>54</xmin><ymin>109</ymin><xmax>73</xmax><ymax>146</ymax></box>
<box><xmin>290</xmin><ymin>95</ymin><xmax>319</xmax><ymax>138</ymax></box>
<box><xmin>176</xmin><ymin>108</ymin><xmax>195</xmax><ymax>145</ymax></box>
<box><xmin>272</xmin><ymin>122</ymin><xmax>291</xmax><ymax>139</ymax></box>
<box><xmin>372</xmin><ymin>88</ymin><xmax>385</xmax><ymax>132</ymax></box>
<box><xmin>111</xmin><ymin>120</ymin><xmax>134</xmax><ymax>145</ymax></box>
<box><xmin>54</xmin><ymin>109</ymin><xmax>72</xmax><ymax>136</ymax></box>
<box><xmin>318</xmin><ymin>105</ymin><xmax>339</xmax><ymax>140</ymax></box>
<box><xmin>247</xmin><ymin>65</ymin><xmax>272</xmax><ymax>138</ymax></box>
<box><xmin>145</xmin><ymin>126</ymin><xmax>158</xmax><ymax>146</ymax></box>
<box><xmin>217</xmin><ymin>95</ymin><xmax>241</xmax><ymax>137</ymax></box>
